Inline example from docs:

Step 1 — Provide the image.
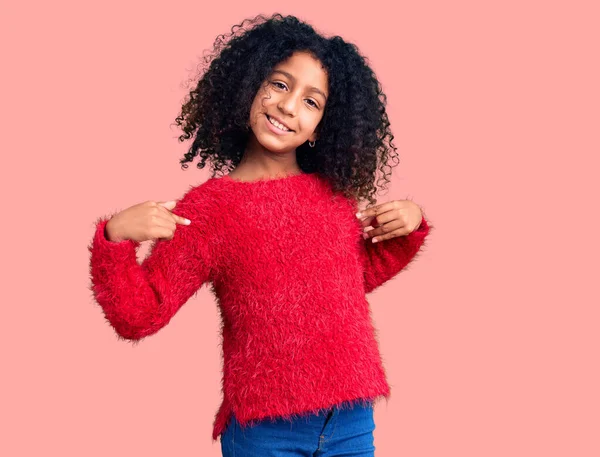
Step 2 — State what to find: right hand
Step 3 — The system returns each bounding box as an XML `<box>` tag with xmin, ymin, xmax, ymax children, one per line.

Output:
<box><xmin>105</xmin><ymin>200</ymin><xmax>191</xmax><ymax>243</ymax></box>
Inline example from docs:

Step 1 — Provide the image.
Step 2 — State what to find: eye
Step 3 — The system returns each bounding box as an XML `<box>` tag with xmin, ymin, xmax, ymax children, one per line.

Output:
<box><xmin>270</xmin><ymin>81</ymin><xmax>319</xmax><ymax>109</ymax></box>
<box><xmin>271</xmin><ymin>81</ymin><xmax>286</xmax><ymax>90</ymax></box>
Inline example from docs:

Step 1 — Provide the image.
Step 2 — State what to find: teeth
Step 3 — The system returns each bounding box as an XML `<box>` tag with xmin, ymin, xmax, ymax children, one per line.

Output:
<box><xmin>267</xmin><ymin>115</ymin><xmax>291</xmax><ymax>132</ymax></box>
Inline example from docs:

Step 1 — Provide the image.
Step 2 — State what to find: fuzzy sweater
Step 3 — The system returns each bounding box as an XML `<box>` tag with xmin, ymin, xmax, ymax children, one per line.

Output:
<box><xmin>88</xmin><ymin>172</ymin><xmax>432</xmax><ymax>442</ymax></box>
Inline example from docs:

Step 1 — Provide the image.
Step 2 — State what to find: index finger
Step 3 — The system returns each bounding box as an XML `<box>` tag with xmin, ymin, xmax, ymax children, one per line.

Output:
<box><xmin>356</xmin><ymin>202</ymin><xmax>394</xmax><ymax>219</ymax></box>
<box><xmin>173</xmin><ymin>212</ymin><xmax>192</xmax><ymax>225</ymax></box>
<box><xmin>161</xmin><ymin>206</ymin><xmax>191</xmax><ymax>225</ymax></box>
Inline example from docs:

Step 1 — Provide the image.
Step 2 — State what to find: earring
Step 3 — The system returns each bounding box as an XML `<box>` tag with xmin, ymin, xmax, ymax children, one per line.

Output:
<box><xmin>309</xmin><ymin>140</ymin><xmax>316</xmax><ymax>148</ymax></box>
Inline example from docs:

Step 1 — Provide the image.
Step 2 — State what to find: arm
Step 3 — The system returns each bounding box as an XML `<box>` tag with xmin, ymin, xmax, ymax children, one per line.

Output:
<box><xmin>87</xmin><ymin>188</ymin><xmax>215</xmax><ymax>342</ymax></box>
<box><xmin>360</xmin><ymin>214</ymin><xmax>432</xmax><ymax>294</ymax></box>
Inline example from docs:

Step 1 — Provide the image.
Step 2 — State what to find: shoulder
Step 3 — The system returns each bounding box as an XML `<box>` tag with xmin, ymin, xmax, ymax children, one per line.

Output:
<box><xmin>181</xmin><ymin>177</ymin><xmax>224</xmax><ymax>202</ymax></box>
<box><xmin>172</xmin><ymin>178</ymin><xmax>224</xmax><ymax>221</ymax></box>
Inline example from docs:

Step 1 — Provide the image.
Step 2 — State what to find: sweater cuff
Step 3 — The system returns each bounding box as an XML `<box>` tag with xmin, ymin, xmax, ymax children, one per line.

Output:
<box><xmin>91</xmin><ymin>217</ymin><xmax>141</xmax><ymax>263</ymax></box>
<box><xmin>411</xmin><ymin>215</ymin><xmax>429</xmax><ymax>237</ymax></box>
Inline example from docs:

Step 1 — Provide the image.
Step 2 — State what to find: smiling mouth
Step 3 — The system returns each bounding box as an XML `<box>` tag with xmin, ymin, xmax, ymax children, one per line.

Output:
<box><xmin>266</xmin><ymin>114</ymin><xmax>294</xmax><ymax>132</ymax></box>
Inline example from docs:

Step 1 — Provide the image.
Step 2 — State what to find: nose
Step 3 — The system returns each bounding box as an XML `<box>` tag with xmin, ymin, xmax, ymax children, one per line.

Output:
<box><xmin>277</xmin><ymin>93</ymin><xmax>300</xmax><ymax>117</ymax></box>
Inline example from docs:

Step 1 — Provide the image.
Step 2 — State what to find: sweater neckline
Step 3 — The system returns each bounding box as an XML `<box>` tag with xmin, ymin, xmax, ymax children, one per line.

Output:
<box><xmin>222</xmin><ymin>171</ymin><xmax>316</xmax><ymax>185</ymax></box>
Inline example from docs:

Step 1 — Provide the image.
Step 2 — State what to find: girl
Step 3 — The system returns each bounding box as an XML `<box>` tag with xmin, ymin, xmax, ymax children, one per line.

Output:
<box><xmin>88</xmin><ymin>13</ymin><xmax>433</xmax><ymax>457</ymax></box>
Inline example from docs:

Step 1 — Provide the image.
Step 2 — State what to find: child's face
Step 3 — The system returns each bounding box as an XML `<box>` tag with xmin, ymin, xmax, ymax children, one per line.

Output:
<box><xmin>248</xmin><ymin>51</ymin><xmax>329</xmax><ymax>154</ymax></box>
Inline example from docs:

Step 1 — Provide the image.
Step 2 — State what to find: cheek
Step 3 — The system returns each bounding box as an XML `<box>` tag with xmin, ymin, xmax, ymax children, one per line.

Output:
<box><xmin>302</xmin><ymin>114</ymin><xmax>323</xmax><ymax>133</ymax></box>
<box><xmin>248</xmin><ymin>90</ymin><xmax>272</xmax><ymax>121</ymax></box>
<box><xmin>248</xmin><ymin>100</ymin><xmax>265</xmax><ymax>126</ymax></box>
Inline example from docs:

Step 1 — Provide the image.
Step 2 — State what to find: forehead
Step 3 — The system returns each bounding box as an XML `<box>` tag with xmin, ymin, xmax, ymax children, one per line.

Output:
<box><xmin>272</xmin><ymin>52</ymin><xmax>328</xmax><ymax>90</ymax></box>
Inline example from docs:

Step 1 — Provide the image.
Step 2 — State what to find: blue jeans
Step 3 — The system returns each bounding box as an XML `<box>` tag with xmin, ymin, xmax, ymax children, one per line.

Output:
<box><xmin>220</xmin><ymin>400</ymin><xmax>376</xmax><ymax>456</ymax></box>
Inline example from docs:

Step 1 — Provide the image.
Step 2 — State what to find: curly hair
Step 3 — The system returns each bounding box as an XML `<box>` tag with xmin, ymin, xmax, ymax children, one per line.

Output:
<box><xmin>173</xmin><ymin>13</ymin><xmax>400</xmax><ymax>206</ymax></box>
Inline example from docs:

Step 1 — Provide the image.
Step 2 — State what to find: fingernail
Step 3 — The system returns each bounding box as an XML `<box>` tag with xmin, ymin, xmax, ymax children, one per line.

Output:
<box><xmin>372</xmin><ymin>237</ymin><xmax>378</xmax><ymax>243</ymax></box>
<box><xmin>185</xmin><ymin>219</ymin><xmax>191</xmax><ymax>225</ymax></box>
<box><xmin>356</xmin><ymin>212</ymin><xmax>362</xmax><ymax>218</ymax></box>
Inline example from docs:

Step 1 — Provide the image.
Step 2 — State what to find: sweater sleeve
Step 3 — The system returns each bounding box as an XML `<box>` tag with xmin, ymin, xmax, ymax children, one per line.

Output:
<box><xmin>87</xmin><ymin>187</ymin><xmax>216</xmax><ymax>342</ymax></box>
<box><xmin>359</xmin><ymin>213</ymin><xmax>432</xmax><ymax>294</ymax></box>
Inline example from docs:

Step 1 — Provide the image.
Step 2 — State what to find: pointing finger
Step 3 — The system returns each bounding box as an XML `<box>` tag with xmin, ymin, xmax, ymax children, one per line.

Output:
<box><xmin>157</xmin><ymin>200</ymin><xmax>191</xmax><ymax>225</ymax></box>
<box><xmin>173</xmin><ymin>213</ymin><xmax>192</xmax><ymax>225</ymax></box>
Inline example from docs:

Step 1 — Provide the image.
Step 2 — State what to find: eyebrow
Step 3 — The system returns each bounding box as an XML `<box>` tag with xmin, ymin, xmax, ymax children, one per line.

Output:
<box><xmin>271</xmin><ymin>70</ymin><xmax>328</xmax><ymax>101</ymax></box>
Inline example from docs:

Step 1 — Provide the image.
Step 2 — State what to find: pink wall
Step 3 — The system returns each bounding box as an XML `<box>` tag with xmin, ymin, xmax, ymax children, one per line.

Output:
<box><xmin>2</xmin><ymin>1</ymin><xmax>598</xmax><ymax>456</ymax></box>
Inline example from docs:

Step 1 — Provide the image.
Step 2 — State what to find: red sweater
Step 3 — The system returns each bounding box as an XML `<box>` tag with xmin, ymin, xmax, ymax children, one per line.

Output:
<box><xmin>88</xmin><ymin>172</ymin><xmax>432</xmax><ymax>442</ymax></box>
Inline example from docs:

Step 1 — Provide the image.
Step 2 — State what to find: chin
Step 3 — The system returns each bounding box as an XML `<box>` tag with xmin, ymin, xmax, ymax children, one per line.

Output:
<box><xmin>256</xmin><ymin>137</ymin><xmax>298</xmax><ymax>153</ymax></box>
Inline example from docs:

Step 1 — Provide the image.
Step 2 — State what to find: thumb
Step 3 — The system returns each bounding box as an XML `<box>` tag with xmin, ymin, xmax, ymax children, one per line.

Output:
<box><xmin>158</xmin><ymin>200</ymin><xmax>177</xmax><ymax>209</ymax></box>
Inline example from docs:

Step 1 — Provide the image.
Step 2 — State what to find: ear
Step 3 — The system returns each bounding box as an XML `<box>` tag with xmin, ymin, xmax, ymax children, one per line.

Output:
<box><xmin>310</xmin><ymin>122</ymin><xmax>323</xmax><ymax>142</ymax></box>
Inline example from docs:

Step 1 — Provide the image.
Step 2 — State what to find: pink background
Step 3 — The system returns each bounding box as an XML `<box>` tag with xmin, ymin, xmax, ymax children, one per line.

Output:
<box><xmin>2</xmin><ymin>1</ymin><xmax>599</xmax><ymax>456</ymax></box>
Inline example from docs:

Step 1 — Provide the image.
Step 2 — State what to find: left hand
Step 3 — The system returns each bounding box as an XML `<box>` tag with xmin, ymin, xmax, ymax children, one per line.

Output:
<box><xmin>356</xmin><ymin>200</ymin><xmax>423</xmax><ymax>243</ymax></box>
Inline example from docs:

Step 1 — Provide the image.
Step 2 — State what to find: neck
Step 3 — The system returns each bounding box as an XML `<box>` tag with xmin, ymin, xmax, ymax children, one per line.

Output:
<box><xmin>238</xmin><ymin>133</ymin><xmax>302</xmax><ymax>177</ymax></box>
